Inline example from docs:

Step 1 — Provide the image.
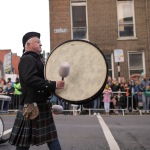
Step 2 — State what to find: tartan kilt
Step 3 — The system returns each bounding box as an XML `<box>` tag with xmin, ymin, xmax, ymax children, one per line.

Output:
<box><xmin>9</xmin><ymin>102</ymin><xmax>58</xmax><ymax>147</ymax></box>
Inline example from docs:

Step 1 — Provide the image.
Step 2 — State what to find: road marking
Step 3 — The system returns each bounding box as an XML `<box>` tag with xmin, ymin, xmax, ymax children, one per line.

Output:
<box><xmin>3</xmin><ymin>128</ymin><xmax>12</xmax><ymax>135</ymax></box>
<box><xmin>97</xmin><ymin>114</ymin><xmax>120</xmax><ymax>150</ymax></box>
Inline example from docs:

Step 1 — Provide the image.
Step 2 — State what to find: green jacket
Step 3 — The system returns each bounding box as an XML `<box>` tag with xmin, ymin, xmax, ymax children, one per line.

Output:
<box><xmin>145</xmin><ymin>90</ymin><xmax>150</xmax><ymax>97</ymax></box>
<box><xmin>14</xmin><ymin>83</ymin><xmax>22</xmax><ymax>95</ymax></box>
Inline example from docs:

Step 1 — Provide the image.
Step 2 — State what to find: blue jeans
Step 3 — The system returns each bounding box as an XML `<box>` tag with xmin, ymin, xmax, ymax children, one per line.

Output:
<box><xmin>93</xmin><ymin>97</ymin><xmax>101</xmax><ymax>113</ymax></box>
<box><xmin>142</xmin><ymin>93</ymin><xmax>150</xmax><ymax>111</ymax></box>
<box><xmin>16</xmin><ymin>139</ymin><xmax>61</xmax><ymax>150</ymax></box>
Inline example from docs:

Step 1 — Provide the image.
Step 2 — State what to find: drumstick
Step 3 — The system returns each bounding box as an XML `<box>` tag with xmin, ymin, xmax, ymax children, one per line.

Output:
<box><xmin>59</xmin><ymin>62</ymin><xmax>70</xmax><ymax>81</ymax></box>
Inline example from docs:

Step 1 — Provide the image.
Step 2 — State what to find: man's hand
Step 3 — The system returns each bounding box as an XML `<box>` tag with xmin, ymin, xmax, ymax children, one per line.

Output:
<box><xmin>56</xmin><ymin>80</ymin><xmax>65</xmax><ymax>89</ymax></box>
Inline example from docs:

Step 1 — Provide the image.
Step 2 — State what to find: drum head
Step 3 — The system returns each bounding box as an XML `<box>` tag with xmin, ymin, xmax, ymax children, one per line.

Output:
<box><xmin>45</xmin><ymin>40</ymin><xmax>108</xmax><ymax>104</ymax></box>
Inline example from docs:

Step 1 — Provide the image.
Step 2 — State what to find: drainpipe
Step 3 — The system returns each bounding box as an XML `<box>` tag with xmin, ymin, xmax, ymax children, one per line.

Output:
<box><xmin>146</xmin><ymin>0</ymin><xmax>150</xmax><ymax>60</ymax></box>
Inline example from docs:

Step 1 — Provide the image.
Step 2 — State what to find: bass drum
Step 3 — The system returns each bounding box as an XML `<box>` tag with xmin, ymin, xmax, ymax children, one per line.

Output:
<box><xmin>45</xmin><ymin>40</ymin><xmax>108</xmax><ymax>104</ymax></box>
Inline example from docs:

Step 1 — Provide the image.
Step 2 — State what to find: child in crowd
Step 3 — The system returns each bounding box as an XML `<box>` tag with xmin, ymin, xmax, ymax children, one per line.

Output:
<box><xmin>145</xmin><ymin>85</ymin><xmax>150</xmax><ymax>97</ymax></box>
<box><xmin>116</xmin><ymin>90</ymin><xmax>123</xmax><ymax>113</ymax></box>
<box><xmin>103</xmin><ymin>85</ymin><xmax>112</xmax><ymax>116</ymax></box>
<box><xmin>5</xmin><ymin>83</ymin><xmax>14</xmax><ymax>96</ymax></box>
<box><xmin>124</xmin><ymin>83</ymin><xmax>131</xmax><ymax>111</ymax></box>
<box><xmin>111</xmin><ymin>95</ymin><xmax>118</xmax><ymax>114</ymax></box>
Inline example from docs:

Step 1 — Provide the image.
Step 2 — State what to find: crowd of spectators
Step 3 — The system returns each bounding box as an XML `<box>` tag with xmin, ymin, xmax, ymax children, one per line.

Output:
<box><xmin>92</xmin><ymin>73</ymin><xmax>150</xmax><ymax>115</ymax></box>
<box><xmin>1</xmin><ymin>73</ymin><xmax>150</xmax><ymax>115</ymax></box>
<box><xmin>0</xmin><ymin>77</ymin><xmax>21</xmax><ymax>96</ymax></box>
<box><xmin>0</xmin><ymin>77</ymin><xmax>22</xmax><ymax>110</ymax></box>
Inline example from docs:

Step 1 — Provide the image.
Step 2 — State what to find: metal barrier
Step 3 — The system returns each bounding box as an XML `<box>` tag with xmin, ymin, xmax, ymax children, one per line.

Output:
<box><xmin>0</xmin><ymin>95</ymin><xmax>11</xmax><ymax>113</ymax></box>
<box><xmin>0</xmin><ymin>93</ymin><xmax>21</xmax><ymax>112</ymax></box>
<box><xmin>0</xmin><ymin>92</ymin><xmax>145</xmax><ymax>116</ymax></box>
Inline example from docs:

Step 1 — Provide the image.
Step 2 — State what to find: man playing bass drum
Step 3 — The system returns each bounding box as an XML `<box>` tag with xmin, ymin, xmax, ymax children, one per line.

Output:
<box><xmin>9</xmin><ymin>32</ymin><xmax>64</xmax><ymax>150</ymax></box>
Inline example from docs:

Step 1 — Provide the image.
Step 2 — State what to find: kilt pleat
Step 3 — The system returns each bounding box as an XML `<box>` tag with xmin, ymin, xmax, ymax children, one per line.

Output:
<box><xmin>9</xmin><ymin>102</ymin><xmax>58</xmax><ymax>147</ymax></box>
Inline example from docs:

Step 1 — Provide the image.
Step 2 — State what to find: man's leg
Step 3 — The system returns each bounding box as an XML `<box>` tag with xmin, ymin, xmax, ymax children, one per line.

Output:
<box><xmin>47</xmin><ymin>139</ymin><xmax>61</xmax><ymax>150</ymax></box>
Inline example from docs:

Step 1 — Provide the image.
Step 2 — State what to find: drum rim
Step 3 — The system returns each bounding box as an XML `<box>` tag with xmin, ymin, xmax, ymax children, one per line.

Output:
<box><xmin>0</xmin><ymin>116</ymin><xmax>4</xmax><ymax>139</ymax></box>
<box><xmin>45</xmin><ymin>39</ymin><xmax>108</xmax><ymax>104</ymax></box>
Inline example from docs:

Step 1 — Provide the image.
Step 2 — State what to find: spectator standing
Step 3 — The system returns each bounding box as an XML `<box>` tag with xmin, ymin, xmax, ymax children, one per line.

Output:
<box><xmin>93</xmin><ymin>94</ymin><xmax>101</xmax><ymax>115</ymax></box>
<box><xmin>111</xmin><ymin>95</ymin><xmax>118</xmax><ymax>114</ymax></box>
<box><xmin>107</xmin><ymin>76</ymin><xmax>112</xmax><ymax>87</ymax></box>
<box><xmin>111</xmin><ymin>78</ymin><xmax>120</xmax><ymax>111</ymax></box>
<box><xmin>14</xmin><ymin>78</ymin><xmax>22</xmax><ymax>95</ymax></box>
<box><xmin>111</xmin><ymin>78</ymin><xmax>120</xmax><ymax>92</ymax></box>
<box><xmin>129</xmin><ymin>79</ymin><xmax>137</xmax><ymax>111</ymax></box>
<box><xmin>7</xmin><ymin>78</ymin><xmax>14</xmax><ymax>87</ymax></box>
<box><xmin>139</xmin><ymin>73</ymin><xmax>150</xmax><ymax>113</ymax></box>
<box><xmin>103</xmin><ymin>85</ymin><xmax>112</xmax><ymax>116</ymax></box>
<box><xmin>116</xmin><ymin>90</ymin><xmax>123</xmax><ymax>113</ymax></box>
<box><xmin>0</xmin><ymin>78</ymin><xmax>7</xmax><ymax>94</ymax></box>
<box><xmin>137</xmin><ymin>83</ymin><xmax>143</xmax><ymax>113</ymax></box>
<box><xmin>120</xmin><ymin>77</ymin><xmax>126</xmax><ymax>109</ymax></box>
<box><xmin>133</xmin><ymin>80</ymin><xmax>140</xmax><ymax>110</ymax></box>
<box><xmin>5</xmin><ymin>83</ymin><xmax>14</xmax><ymax>96</ymax></box>
<box><xmin>0</xmin><ymin>86</ymin><xmax>3</xmax><ymax>93</ymax></box>
<box><xmin>14</xmin><ymin>78</ymin><xmax>22</xmax><ymax>109</ymax></box>
<box><xmin>145</xmin><ymin>85</ymin><xmax>150</xmax><ymax>113</ymax></box>
<box><xmin>124</xmin><ymin>83</ymin><xmax>132</xmax><ymax>112</ymax></box>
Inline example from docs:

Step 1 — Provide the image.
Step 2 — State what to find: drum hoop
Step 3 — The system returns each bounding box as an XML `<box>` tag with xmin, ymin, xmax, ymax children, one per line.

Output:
<box><xmin>0</xmin><ymin>116</ymin><xmax>4</xmax><ymax>139</ymax></box>
<box><xmin>45</xmin><ymin>39</ymin><xmax>108</xmax><ymax>104</ymax></box>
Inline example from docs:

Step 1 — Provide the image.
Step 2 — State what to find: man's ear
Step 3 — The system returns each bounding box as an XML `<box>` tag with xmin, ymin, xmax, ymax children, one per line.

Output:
<box><xmin>27</xmin><ymin>42</ymin><xmax>31</xmax><ymax>46</ymax></box>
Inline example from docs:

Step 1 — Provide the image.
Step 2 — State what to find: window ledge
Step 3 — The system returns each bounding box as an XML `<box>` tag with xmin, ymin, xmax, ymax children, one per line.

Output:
<box><xmin>117</xmin><ymin>37</ymin><xmax>137</xmax><ymax>41</ymax></box>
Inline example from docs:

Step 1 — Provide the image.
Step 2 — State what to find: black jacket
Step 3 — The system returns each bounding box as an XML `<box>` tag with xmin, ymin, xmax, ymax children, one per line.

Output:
<box><xmin>19</xmin><ymin>51</ymin><xmax>56</xmax><ymax>104</ymax></box>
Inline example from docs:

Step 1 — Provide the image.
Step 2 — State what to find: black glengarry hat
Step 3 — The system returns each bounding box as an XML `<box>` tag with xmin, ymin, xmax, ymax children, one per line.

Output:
<box><xmin>22</xmin><ymin>32</ymin><xmax>40</xmax><ymax>48</ymax></box>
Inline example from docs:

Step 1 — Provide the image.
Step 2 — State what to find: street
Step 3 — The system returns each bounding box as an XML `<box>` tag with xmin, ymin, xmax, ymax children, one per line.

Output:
<box><xmin>0</xmin><ymin>113</ymin><xmax>150</xmax><ymax>150</ymax></box>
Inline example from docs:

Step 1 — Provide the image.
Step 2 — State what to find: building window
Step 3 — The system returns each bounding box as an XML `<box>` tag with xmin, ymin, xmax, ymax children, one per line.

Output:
<box><xmin>117</xmin><ymin>0</ymin><xmax>136</xmax><ymax>38</ymax></box>
<box><xmin>71</xmin><ymin>2</ymin><xmax>88</xmax><ymax>39</ymax></box>
<box><xmin>128</xmin><ymin>52</ymin><xmax>145</xmax><ymax>77</ymax></box>
<box><xmin>105</xmin><ymin>54</ymin><xmax>114</xmax><ymax>78</ymax></box>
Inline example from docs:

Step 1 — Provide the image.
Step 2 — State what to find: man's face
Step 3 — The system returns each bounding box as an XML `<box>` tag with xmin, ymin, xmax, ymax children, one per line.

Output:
<box><xmin>28</xmin><ymin>37</ymin><xmax>42</xmax><ymax>54</ymax></box>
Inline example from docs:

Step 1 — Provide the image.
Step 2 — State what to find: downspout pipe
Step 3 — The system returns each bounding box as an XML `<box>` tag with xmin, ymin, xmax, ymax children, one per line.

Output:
<box><xmin>146</xmin><ymin>0</ymin><xmax>150</xmax><ymax>60</ymax></box>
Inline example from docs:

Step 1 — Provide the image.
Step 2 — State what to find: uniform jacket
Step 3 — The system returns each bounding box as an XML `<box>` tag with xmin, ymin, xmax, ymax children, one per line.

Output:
<box><xmin>19</xmin><ymin>51</ymin><xmax>56</xmax><ymax>104</ymax></box>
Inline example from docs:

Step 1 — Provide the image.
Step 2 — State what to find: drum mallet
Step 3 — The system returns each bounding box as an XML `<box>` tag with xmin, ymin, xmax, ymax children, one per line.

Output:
<box><xmin>59</xmin><ymin>62</ymin><xmax>70</xmax><ymax>81</ymax></box>
<box><xmin>52</xmin><ymin>105</ymin><xmax>63</xmax><ymax>114</ymax></box>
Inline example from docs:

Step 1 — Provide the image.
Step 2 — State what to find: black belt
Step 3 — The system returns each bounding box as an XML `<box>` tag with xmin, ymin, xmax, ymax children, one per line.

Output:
<box><xmin>19</xmin><ymin>100</ymin><xmax>50</xmax><ymax>111</ymax></box>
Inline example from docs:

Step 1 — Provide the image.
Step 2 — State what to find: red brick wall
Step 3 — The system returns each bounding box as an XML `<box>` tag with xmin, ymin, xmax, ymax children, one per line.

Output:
<box><xmin>49</xmin><ymin>0</ymin><xmax>150</xmax><ymax>79</ymax></box>
<box><xmin>50</xmin><ymin>0</ymin><xmax>71</xmax><ymax>50</ymax></box>
<box><xmin>12</xmin><ymin>53</ymin><xmax>20</xmax><ymax>75</ymax></box>
<box><xmin>0</xmin><ymin>50</ymin><xmax>20</xmax><ymax>75</ymax></box>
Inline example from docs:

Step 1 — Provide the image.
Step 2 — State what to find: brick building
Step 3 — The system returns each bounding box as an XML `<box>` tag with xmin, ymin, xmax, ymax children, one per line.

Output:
<box><xmin>49</xmin><ymin>0</ymin><xmax>150</xmax><ymax>80</ymax></box>
<box><xmin>0</xmin><ymin>50</ymin><xmax>20</xmax><ymax>78</ymax></box>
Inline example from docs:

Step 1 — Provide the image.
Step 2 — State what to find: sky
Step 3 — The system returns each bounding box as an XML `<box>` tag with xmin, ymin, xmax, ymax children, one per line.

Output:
<box><xmin>0</xmin><ymin>0</ymin><xmax>50</xmax><ymax>56</ymax></box>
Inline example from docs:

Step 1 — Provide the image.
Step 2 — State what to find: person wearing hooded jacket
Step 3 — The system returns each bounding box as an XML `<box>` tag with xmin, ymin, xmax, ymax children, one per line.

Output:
<box><xmin>139</xmin><ymin>73</ymin><xmax>150</xmax><ymax>113</ymax></box>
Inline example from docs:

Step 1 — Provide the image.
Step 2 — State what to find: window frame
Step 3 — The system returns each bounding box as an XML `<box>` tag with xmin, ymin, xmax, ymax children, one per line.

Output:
<box><xmin>128</xmin><ymin>51</ymin><xmax>145</xmax><ymax>78</ymax></box>
<box><xmin>105</xmin><ymin>54</ymin><xmax>114</xmax><ymax>79</ymax></box>
<box><xmin>116</xmin><ymin>0</ymin><xmax>136</xmax><ymax>40</ymax></box>
<box><xmin>70</xmin><ymin>1</ymin><xmax>88</xmax><ymax>40</ymax></box>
